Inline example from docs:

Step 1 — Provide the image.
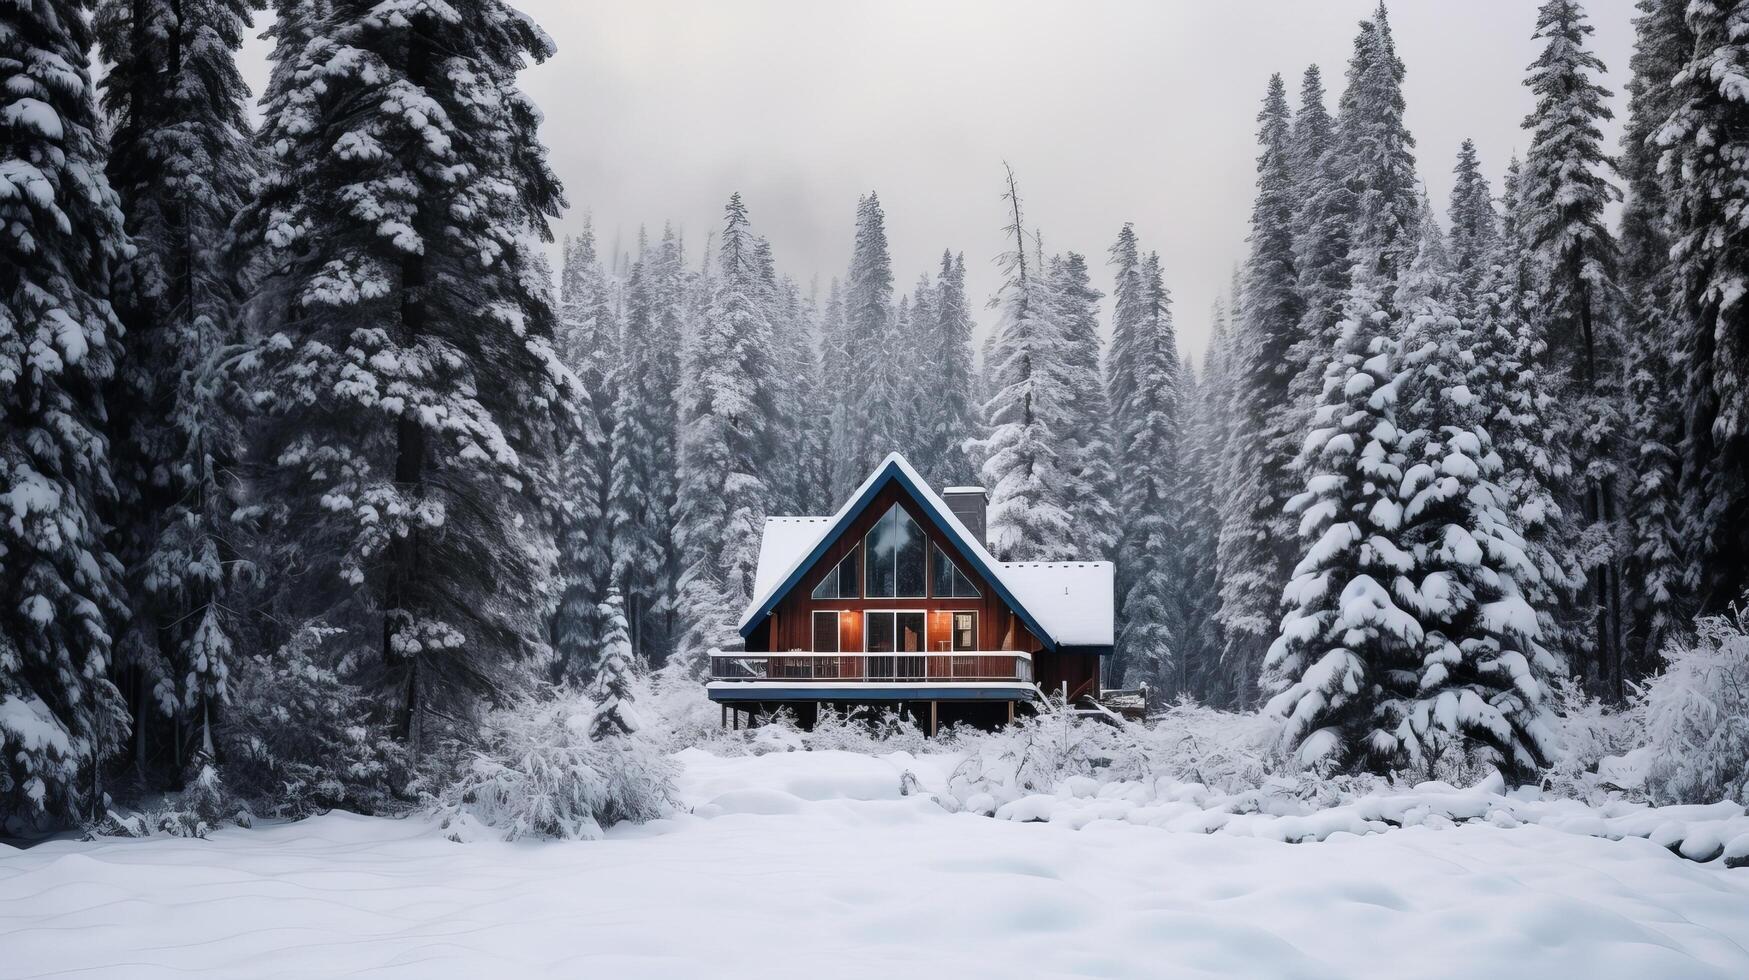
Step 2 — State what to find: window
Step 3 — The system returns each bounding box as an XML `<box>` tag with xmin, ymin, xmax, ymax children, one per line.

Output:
<box><xmin>812</xmin><ymin>611</ymin><xmax>840</xmax><ymax>653</ymax></box>
<box><xmin>864</xmin><ymin>504</ymin><xmax>925</xmax><ymax>598</ymax></box>
<box><xmin>932</xmin><ymin>543</ymin><xmax>982</xmax><ymax>598</ymax></box>
<box><xmin>811</xmin><ymin>547</ymin><xmax>859</xmax><ymax>599</ymax></box>
<box><xmin>951</xmin><ymin>612</ymin><xmax>977</xmax><ymax>652</ymax></box>
<box><xmin>865</xmin><ymin>611</ymin><xmax>926</xmax><ymax>680</ymax></box>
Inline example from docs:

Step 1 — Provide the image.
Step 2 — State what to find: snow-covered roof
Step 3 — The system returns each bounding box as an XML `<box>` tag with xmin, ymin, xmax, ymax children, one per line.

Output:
<box><xmin>738</xmin><ymin>453</ymin><xmax>1115</xmax><ymax>650</ymax></box>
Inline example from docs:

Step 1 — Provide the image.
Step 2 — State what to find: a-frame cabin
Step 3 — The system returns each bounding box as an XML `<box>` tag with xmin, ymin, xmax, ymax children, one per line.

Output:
<box><xmin>710</xmin><ymin>453</ymin><xmax>1114</xmax><ymax>733</ymax></box>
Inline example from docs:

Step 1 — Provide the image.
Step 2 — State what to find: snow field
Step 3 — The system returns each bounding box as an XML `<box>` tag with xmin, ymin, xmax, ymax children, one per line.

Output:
<box><xmin>2</xmin><ymin>748</ymin><xmax>1747</xmax><ymax>979</ymax></box>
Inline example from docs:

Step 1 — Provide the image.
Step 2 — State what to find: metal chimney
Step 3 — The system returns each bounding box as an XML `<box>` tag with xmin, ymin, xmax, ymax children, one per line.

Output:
<box><xmin>942</xmin><ymin>486</ymin><xmax>989</xmax><ymax>548</ymax></box>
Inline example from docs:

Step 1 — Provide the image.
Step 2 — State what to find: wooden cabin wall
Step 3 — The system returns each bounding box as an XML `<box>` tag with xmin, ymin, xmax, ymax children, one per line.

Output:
<box><xmin>757</xmin><ymin>481</ymin><xmax>1040</xmax><ymax>655</ymax></box>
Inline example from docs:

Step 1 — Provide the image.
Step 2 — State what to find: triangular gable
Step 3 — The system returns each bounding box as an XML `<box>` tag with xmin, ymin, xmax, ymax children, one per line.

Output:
<box><xmin>737</xmin><ymin>453</ymin><xmax>1063</xmax><ymax>651</ymax></box>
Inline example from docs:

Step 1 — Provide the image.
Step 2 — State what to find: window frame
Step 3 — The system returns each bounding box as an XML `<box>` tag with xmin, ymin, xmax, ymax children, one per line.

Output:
<box><xmin>863</xmin><ymin>504</ymin><xmax>927</xmax><ymax>599</ymax></box>
<box><xmin>811</xmin><ymin>610</ymin><xmax>841</xmax><ymax>653</ymax></box>
<box><xmin>811</xmin><ymin>546</ymin><xmax>860</xmax><ymax>600</ymax></box>
<box><xmin>931</xmin><ymin>542</ymin><xmax>982</xmax><ymax>598</ymax></box>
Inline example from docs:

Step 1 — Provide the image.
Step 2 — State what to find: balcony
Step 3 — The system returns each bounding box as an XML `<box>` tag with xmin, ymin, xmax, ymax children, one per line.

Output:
<box><xmin>709</xmin><ymin>651</ymin><xmax>1033</xmax><ymax>684</ymax></box>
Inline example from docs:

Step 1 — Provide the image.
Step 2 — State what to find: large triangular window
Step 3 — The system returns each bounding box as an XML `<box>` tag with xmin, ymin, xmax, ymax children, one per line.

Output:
<box><xmin>864</xmin><ymin>504</ymin><xmax>926</xmax><ymax>598</ymax></box>
<box><xmin>932</xmin><ymin>543</ymin><xmax>981</xmax><ymax>598</ymax></box>
<box><xmin>811</xmin><ymin>547</ymin><xmax>859</xmax><ymax>599</ymax></box>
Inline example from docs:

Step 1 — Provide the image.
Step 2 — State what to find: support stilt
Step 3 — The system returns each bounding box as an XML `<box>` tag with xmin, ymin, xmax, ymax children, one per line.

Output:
<box><xmin>930</xmin><ymin>700</ymin><xmax>938</xmax><ymax>737</ymax></box>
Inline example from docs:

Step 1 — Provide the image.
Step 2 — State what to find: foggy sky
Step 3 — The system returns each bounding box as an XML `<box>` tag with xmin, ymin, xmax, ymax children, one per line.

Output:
<box><xmin>237</xmin><ymin>0</ymin><xmax>1637</xmax><ymax>357</ymax></box>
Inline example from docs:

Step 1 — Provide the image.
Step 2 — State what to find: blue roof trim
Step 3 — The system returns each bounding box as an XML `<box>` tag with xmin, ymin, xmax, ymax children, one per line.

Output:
<box><xmin>737</xmin><ymin>461</ymin><xmax>1060</xmax><ymax>651</ymax></box>
<box><xmin>709</xmin><ymin>685</ymin><xmax>1037</xmax><ymax>702</ymax></box>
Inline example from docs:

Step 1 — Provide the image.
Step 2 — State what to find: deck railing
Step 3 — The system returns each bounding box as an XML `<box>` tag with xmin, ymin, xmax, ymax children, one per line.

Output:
<box><xmin>709</xmin><ymin>652</ymin><xmax>1032</xmax><ymax>684</ymax></box>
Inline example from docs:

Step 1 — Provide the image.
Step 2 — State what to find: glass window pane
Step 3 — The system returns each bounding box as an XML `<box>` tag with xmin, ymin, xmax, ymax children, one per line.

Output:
<box><xmin>895</xmin><ymin>510</ymin><xmax>925</xmax><ymax>597</ymax></box>
<box><xmin>812</xmin><ymin>611</ymin><xmax>839</xmax><ymax>653</ymax></box>
<box><xmin>866</xmin><ymin>611</ymin><xmax>896</xmax><ymax>653</ymax></box>
<box><xmin>864</xmin><ymin>507</ymin><xmax>898</xmax><ymax>597</ymax></box>
<box><xmin>898</xmin><ymin>613</ymin><xmax>925</xmax><ymax>652</ymax></box>
<box><xmin>811</xmin><ymin>548</ymin><xmax>858</xmax><ymax>600</ymax></box>
<box><xmin>953</xmin><ymin>612</ymin><xmax>977</xmax><ymax>652</ymax></box>
<box><xmin>932</xmin><ymin>543</ymin><xmax>981</xmax><ymax>598</ymax></box>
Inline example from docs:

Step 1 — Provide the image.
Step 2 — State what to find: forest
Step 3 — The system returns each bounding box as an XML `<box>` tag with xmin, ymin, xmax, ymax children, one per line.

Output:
<box><xmin>2</xmin><ymin>0</ymin><xmax>1748</xmax><ymax>843</ymax></box>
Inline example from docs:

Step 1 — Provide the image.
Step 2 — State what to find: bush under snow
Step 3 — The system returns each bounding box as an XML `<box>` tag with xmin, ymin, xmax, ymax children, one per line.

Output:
<box><xmin>1634</xmin><ymin>613</ymin><xmax>1749</xmax><ymax>806</ymax></box>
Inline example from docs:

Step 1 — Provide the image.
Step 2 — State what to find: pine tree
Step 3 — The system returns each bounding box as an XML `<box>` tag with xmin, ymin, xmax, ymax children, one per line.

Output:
<box><xmin>0</xmin><ymin>0</ymin><xmax>131</xmax><ymax>823</ymax></box>
<box><xmin>1052</xmin><ymin>252</ymin><xmax>1118</xmax><ymax>557</ymax></box>
<box><xmin>552</xmin><ymin>227</ymin><xmax>616</xmax><ymax>684</ymax></box>
<box><xmin>1392</xmin><ymin>253</ymin><xmax>1560</xmax><ymax>779</ymax></box>
<box><xmin>588</xmin><ymin>588</ymin><xmax>638</xmax><ymax>739</ymax></box>
<box><xmin>915</xmin><ymin>251</ymin><xmax>978</xmax><ymax>487</ymax></box>
<box><xmin>1521</xmin><ymin>0</ymin><xmax>1628</xmax><ymax>693</ymax></box>
<box><xmin>672</xmin><ymin>195</ymin><xmax>777</xmax><ymax>667</ymax></box>
<box><xmin>1346</xmin><ymin>5</ymin><xmax>1421</xmax><ymax>293</ymax></box>
<box><xmin>1108</xmin><ymin>230</ymin><xmax>1185</xmax><ymax>692</ymax></box>
<box><xmin>1216</xmin><ymin>73</ymin><xmax>1303</xmax><ymax>706</ymax></box>
<box><xmin>1263</xmin><ymin>280</ymin><xmax>1417</xmax><ymax>772</ymax></box>
<box><xmin>1617</xmin><ymin>0</ymin><xmax>1693</xmax><ymax>667</ymax></box>
<box><xmin>94</xmin><ymin>0</ymin><xmax>262</xmax><ymax>776</ymax></box>
<box><xmin>1287</xmin><ymin>63</ymin><xmax>1353</xmax><ymax>409</ymax></box>
<box><xmin>1176</xmin><ymin>316</ymin><xmax>1230</xmax><ymax>701</ymax></box>
<box><xmin>235</xmin><ymin>0</ymin><xmax>574</xmax><ymax>753</ymax></box>
<box><xmin>1447</xmin><ymin>139</ymin><xmax>1500</xmax><ymax>311</ymax></box>
<box><xmin>1663</xmin><ymin>0</ymin><xmax>1749</xmax><ymax>615</ymax></box>
<box><xmin>834</xmin><ymin>193</ymin><xmax>900</xmax><ymax>494</ymax></box>
<box><xmin>974</xmin><ymin>166</ymin><xmax>1077</xmax><ymax>561</ymax></box>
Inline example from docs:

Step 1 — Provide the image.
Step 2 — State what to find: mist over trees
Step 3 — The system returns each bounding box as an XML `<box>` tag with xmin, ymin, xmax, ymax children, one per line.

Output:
<box><xmin>4</xmin><ymin>0</ymin><xmax>1748</xmax><ymax>828</ymax></box>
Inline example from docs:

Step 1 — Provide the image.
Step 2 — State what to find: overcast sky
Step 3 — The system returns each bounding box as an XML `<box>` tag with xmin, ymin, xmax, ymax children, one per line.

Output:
<box><xmin>239</xmin><ymin>0</ymin><xmax>1637</xmax><ymax>356</ymax></box>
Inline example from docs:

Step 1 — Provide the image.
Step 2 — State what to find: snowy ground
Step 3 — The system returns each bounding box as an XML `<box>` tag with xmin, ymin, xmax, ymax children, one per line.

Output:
<box><xmin>3</xmin><ymin>750</ymin><xmax>1748</xmax><ymax>979</ymax></box>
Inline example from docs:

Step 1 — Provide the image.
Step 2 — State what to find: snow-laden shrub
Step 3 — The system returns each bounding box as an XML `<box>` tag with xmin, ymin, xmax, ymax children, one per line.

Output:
<box><xmin>1120</xmin><ymin>699</ymin><xmax>1279</xmax><ymax>792</ymax></box>
<box><xmin>219</xmin><ymin>626</ymin><xmax>408</xmax><ymax>817</ymax></box>
<box><xmin>946</xmin><ymin>698</ymin><xmax>1124</xmax><ymax>810</ymax></box>
<box><xmin>1636</xmin><ymin>614</ymin><xmax>1749</xmax><ymax>805</ymax></box>
<box><xmin>1543</xmin><ymin>680</ymin><xmax>1642</xmax><ymax>802</ymax></box>
<box><xmin>430</xmin><ymin>686</ymin><xmax>677</xmax><ymax>841</ymax></box>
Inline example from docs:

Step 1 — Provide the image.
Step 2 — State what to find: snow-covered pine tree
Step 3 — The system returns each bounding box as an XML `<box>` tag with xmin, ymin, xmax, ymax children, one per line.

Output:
<box><xmin>973</xmin><ymin>166</ymin><xmax>1077</xmax><ymax>561</ymax></box>
<box><xmin>0</xmin><ymin>0</ymin><xmax>132</xmax><ymax>824</ymax></box>
<box><xmin>1286</xmin><ymin>63</ymin><xmax>1353</xmax><ymax>420</ymax></box>
<box><xmin>768</xmin><ymin>273</ymin><xmax>828</xmax><ymax>514</ymax></box>
<box><xmin>1108</xmin><ymin>230</ymin><xmax>1186</xmax><ymax>693</ymax></box>
<box><xmin>1346</xmin><ymin>4</ymin><xmax>1421</xmax><ymax>293</ymax></box>
<box><xmin>1216</xmin><ymin>73</ymin><xmax>1303</xmax><ymax>707</ymax></box>
<box><xmin>1262</xmin><ymin>279</ymin><xmax>1417</xmax><ymax>773</ymax></box>
<box><xmin>1447</xmin><ymin>139</ymin><xmax>1500</xmax><ymax>313</ymax></box>
<box><xmin>1521</xmin><ymin>0</ymin><xmax>1628</xmax><ymax>694</ymax></box>
<box><xmin>1176</xmin><ymin>310</ymin><xmax>1230</xmax><ymax>700</ymax></box>
<box><xmin>1659</xmin><ymin>0</ymin><xmax>1749</xmax><ymax>616</ymax></box>
<box><xmin>1391</xmin><ymin>234</ymin><xmax>1560</xmax><ymax>780</ymax></box>
<box><xmin>1480</xmin><ymin>161</ymin><xmax>1589</xmax><ymax>674</ymax></box>
<box><xmin>94</xmin><ymin>0</ymin><xmax>262</xmax><ymax>778</ymax></box>
<box><xmin>234</xmin><ymin>0</ymin><xmax>576</xmax><ymax>754</ymax></box>
<box><xmin>915</xmin><ymin>251</ymin><xmax>978</xmax><ymax>487</ymax></box>
<box><xmin>672</xmin><ymin>194</ymin><xmax>777</xmax><ymax>668</ymax></box>
<box><xmin>1616</xmin><ymin>0</ymin><xmax>1692</xmax><ymax>669</ymax></box>
<box><xmin>551</xmin><ymin>226</ymin><xmax>617</xmax><ymax>685</ymax></box>
<box><xmin>588</xmin><ymin>588</ymin><xmax>638</xmax><ymax>738</ymax></box>
<box><xmin>1052</xmin><ymin>252</ymin><xmax>1119</xmax><ymax>558</ymax></box>
<box><xmin>833</xmin><ymin>193</ymin><xmax>900</xmax><ymax>496</ymax></box>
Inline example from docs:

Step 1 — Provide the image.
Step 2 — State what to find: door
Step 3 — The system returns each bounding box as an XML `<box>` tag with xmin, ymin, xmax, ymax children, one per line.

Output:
<box><xmin>865</xmin><ymin>611</ymin><xmax>926</xmax><ymax>679</ymax></box>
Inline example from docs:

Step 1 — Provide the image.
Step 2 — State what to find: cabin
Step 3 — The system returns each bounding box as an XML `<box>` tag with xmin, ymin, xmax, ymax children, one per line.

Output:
<box><xmin>711</xmin><ymin>453</ymin><xmax>1114</xmax><ymax>733</ymax></box>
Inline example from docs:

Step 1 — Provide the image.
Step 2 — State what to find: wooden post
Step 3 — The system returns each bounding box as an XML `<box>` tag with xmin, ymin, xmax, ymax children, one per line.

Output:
<box><xmin>930</xmin><ymin>700</ymin><xmax>938</xmax><ymax>737</ymax></box>
<box><xmin>721</xmin><ymin>703</ymin><xmax>726</xmax><ymax>729</ymax></box>
<box><xmin>1006</xmin><ymin>700</ymin><xmax>1014</xmax><ymax>725</ymax></box>
<box><xmin>733</xmin><ymin>707</ymin><xmax>739</xmax><ymax>731</ymax></box>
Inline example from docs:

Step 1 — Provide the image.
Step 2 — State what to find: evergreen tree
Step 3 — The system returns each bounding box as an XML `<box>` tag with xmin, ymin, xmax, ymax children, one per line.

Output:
<box><xmin>95</xmin><ymin>0</ymin><xmax>262</xmax><ymax>775</ymax></box>
<box><xmin>1346</xmin><ymin>4</ymin><xmax>1421</xmax><ymax>293</ymax></box>
<box><xmin>1618</xmin><ymin>0</ymin><xmax>1693</xmax><ymax>665</ymax></box>
<box><xmin>974</xmin><ymin>166</ymin><xmax>1077</xmax><ymax>561</ymax></box>
<box><xmin>1447</xmin><ymin>139</ymin><xmax>1500</xmax><ymax>311</ymax></box>
<box><xmin>552</xmin><ymin>227</ymin><xmax>616</xmax><ymax>684</ymax></box>
<box><xmin>1216</xmin><ymin>73</ymin><xmax>1303</xmax><ymax>706</ymax></box>
<box><xmin>588</xmin><ymin>588</ymin><xmax>638</xmax><ymax>739</ymax></box>
<box><xmin>915</xmin><ymin>251</ymin><xmax>978</xmax><ymax>487</ymax></box>
<box><xmin>672</xmin><ymin>194</ymin><xmax>777</xmax><ymax>666</ymax></box>
<box><xmin>1662</xmin><ymin>0</ymin><xmax>1749</xmax><ymax>614</ymax></box>
<box><xmin>0</xmin><ymin>0</ymin><xmax>131</xmax><ymax>823</ymax></box>
<box><xmin>1262</xmin><ymin>281</ymin><xmax>1417</xmax><ymax>772</ymax></box>
<box><xmin>834</xmin><ymin>193</ymin><xmax>900</xmax><ymax>494</ymax></box>
<box><xmin>1176</xmin><ymin>314</ymin><xmax>1230</xmax><ymax>700</ymax></box>
<box><xmin>234</xmin><ymin>0</ymin><xmax>574</xmax><ymax>754</ymax></box>
<box><xmin>1392</xmin><ymin>260</ymin><xmax>1560</xmax><ymax>779</ymax></box>
<box><xmin>1521</xmin><ymin>0</ymin><xmax>1628</xmax><ymax>693</ymax></box>
<box><xmin>1052</xmin><ymin>252</ymin><xmax>1119</xmax><ymax>557</ymax></box>
<box><xmin>1108</xmin><ymin>232</ymin><xmax>1185</xmax><ymax>692</ymax></box>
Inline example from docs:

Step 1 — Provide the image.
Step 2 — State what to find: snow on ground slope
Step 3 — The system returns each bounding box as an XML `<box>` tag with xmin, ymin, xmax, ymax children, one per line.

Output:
<box><xmin>2</xmin><ymin>750</ymin><xmax>1748</xmax><ymax>979</ymax></box>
